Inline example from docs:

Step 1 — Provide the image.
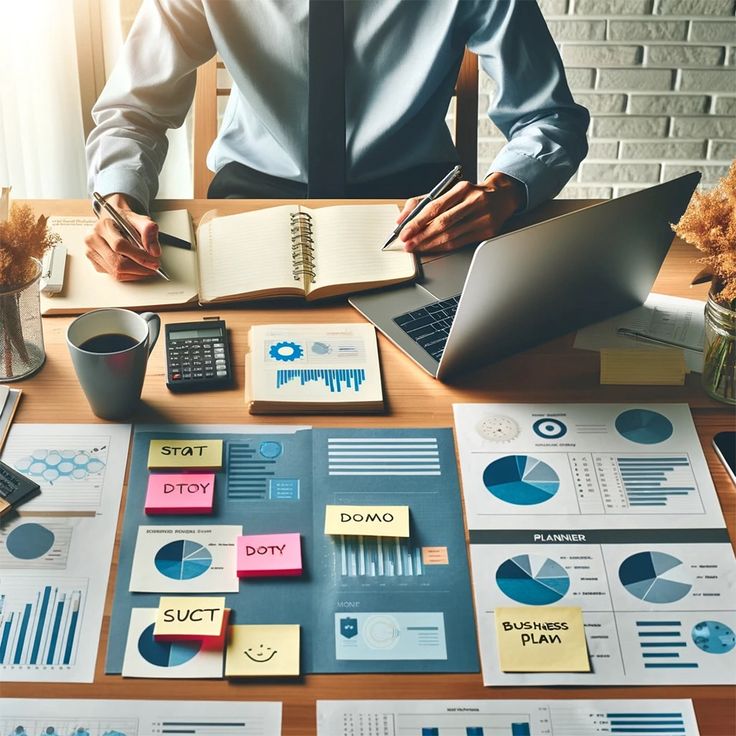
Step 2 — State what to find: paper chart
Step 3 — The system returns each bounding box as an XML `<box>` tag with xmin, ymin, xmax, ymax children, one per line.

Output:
<box><xmin>0</xmin><ymin>423</ymin><xmax>130</xmax><ymax>683</ymax></box>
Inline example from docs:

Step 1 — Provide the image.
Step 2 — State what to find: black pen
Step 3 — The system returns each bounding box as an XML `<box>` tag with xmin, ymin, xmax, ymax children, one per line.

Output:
<box><xmin>92</xmin><ymin>192</ymin><xmax>171</xmax><ymax>281</ymax></box>
<box><xmin>382</xmin><ymin>164</ymin><xmax>463</xmax><ymax>250</ymax></box>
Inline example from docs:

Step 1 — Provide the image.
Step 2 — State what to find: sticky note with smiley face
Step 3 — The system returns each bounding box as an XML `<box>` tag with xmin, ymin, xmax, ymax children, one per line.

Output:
<box><xmin>225</xmin><ymin>624</ymin><xmax>300</xmax><ymax>677</ymax></box>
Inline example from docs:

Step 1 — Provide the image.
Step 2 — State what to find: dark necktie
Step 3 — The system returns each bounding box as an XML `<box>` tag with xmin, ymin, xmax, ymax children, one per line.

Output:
<box><xmin>307</xmin><ymin>0</ymin><xmax>346</xmax><ymax>198</ymax></box>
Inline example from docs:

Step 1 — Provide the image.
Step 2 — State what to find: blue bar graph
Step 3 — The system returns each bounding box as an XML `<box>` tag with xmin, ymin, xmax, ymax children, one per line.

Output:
<box><xmin>339</xmin><ymin>535</ymin><xmax>423</xmax><ymax>578</ymax></box>
<box><xmin>0</xmin><ymin>582</ymin><xmax>85</xmax><ymax>668</ymax></box>
<box><xmin>605</xmin><ymin>711</ymin><xmax>686</xmax><ymax>734</ymax></box>
<box><xmin>636</xmin><ymin>621</ymin><xmax>698</xmax><ymax>670</ymax></box>
<box><xmin>421</xmin><ymin>729</ymin><xmax>439</xmax><ymax>736</ymax></box>
<box><xmin>511</xmin><ymin>725</ymin><xmax>531</xmax><ymax>736</ymax></box>
<box><xmin>466</xmin><ymin>728</ymin><xmax>484</xmax><ymax>736</ymax></box>
<box><xmin>276</xmin><ymin>367</ymin><xmax>366</xmax><ymax>392</ymax></box>
<box><xmin>616</xmin><ymin>456</ymin><xmax>696</xmax><ymax>508</ymax></box>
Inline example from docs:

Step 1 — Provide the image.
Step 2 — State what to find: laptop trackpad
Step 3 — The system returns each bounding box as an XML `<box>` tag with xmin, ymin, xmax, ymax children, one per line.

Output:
<box><xmin>419</xmin><ymin>247</ymin><xmax>475</xmax><ymax>300</ymax></box>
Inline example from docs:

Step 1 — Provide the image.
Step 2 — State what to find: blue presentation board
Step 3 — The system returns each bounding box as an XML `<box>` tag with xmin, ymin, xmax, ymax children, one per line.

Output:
<box><xmin>106</xmin><ymin>426</ymin><xmax>478</xmax><ymax>674</ymax></box>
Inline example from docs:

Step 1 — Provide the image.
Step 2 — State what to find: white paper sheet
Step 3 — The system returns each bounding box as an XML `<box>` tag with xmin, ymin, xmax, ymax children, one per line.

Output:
<box><xmin>129</xmin><ymin>524</ymin><xmax>241</xmax><ymax>592</ymax></box>
<box><xmin>574</xmin><ymin>293</ymin><xmax>705</xmax><ymax>372</ymax></box>
<box><xmin>453</xmin><ymin>403</ymin><xmax>736</xmax><ymax>686</ymax></box>
<box><xmin>0</xmin><ymin>423</ymin><xmax>131</xmax><ymax>682</ymax></box>
<box><xmin>0</xmin><ymin>698</ymin><xmax>282</xmax><ymax>735</ymax></box>
<box><xmin>317</xmin><ymin>699</ymin><xmax>700</xmax><ymax>736</ymax></box>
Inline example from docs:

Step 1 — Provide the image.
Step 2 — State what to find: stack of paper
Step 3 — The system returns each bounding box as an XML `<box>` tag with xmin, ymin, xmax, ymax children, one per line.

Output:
<box><xmin>600</xmin><ymin>347</ymin><xmax>686</xmax><ymax>385</ymax></box>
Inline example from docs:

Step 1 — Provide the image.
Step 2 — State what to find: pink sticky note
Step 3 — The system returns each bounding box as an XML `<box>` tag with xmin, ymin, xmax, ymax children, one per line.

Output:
<box><xmin>145</xmin><ymin>473</ymin><xmax>216</xmax><ymax>515</ymax></box>
<box><xmin>237</xmin><ymin>533</ymin><xmax>302</xmax><ymax>577</ymax></box>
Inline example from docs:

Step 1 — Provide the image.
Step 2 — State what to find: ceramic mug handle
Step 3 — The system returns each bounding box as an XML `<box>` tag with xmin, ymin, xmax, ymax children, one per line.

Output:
<box><xmin>140</xmin><ymin>312</ymin><xmax>161</xmax><ymax>355</ymax></box>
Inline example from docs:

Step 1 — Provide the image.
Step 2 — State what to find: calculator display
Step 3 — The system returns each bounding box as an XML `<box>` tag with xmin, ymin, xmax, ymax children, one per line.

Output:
<box><xmin>169</xmin><ymin>327</ymin><xmax>222</xmax><ymax>340</ymax></box>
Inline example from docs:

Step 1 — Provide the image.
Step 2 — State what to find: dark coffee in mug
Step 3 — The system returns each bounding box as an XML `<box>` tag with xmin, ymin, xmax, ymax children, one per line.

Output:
<box><xmin>79</xmin><ymin>333</ymin><xmax>139</xmax><ymax>353</ymax></box>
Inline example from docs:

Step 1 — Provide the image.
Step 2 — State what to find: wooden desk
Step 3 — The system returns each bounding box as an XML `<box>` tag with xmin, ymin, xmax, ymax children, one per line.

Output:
<box><xmin>5</xmin><ymin>199</ymin><xmax>735</xmax><ymax>735</ymax></box>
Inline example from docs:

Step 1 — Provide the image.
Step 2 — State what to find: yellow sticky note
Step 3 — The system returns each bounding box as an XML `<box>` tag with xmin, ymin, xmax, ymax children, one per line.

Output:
<box><xmin>600</xmin><ymin>348</ymin><xmax>686</xmax><ymax>385</ymax></box>
<box><xmin>495</xmin><ymin>606</ymin><xmax>590</xmax><ymax>672</ymax></box>
<box><xmin>148</xmin><ymin>439</ymin><xmax>223</xmax><ymax>469</ymax></box>
<box><xmin>324</xmin><ymin>505</ymin><xmax>409</xmax><ymax>537</ymax></box>
<box><xmin>225</xmin><ymin>624</ymin><xmax>300</xmax><ymax>677</ymax></box>
<box><xmin>153</xmin><ymin>596</ymin><xmax>227</xmax><ymax>640</ymax></box>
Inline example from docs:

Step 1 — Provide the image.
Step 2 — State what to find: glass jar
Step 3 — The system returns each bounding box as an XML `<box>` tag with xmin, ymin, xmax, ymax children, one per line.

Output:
<box><xmin>702</xmin><ymin>292</ymin><xmax>736</xmax><ymax>405</ymax></box>
<box><xmin>0</xmin><ymin>257</ymin><xmax>45</xmax><ymax>381</ymax></box>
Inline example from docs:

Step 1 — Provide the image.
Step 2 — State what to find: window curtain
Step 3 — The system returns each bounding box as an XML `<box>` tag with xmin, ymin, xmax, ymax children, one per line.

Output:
<box><xmin>0</xmin><ymin>0</ymin><xmax>88</xmax><ymax>198</ymax></box>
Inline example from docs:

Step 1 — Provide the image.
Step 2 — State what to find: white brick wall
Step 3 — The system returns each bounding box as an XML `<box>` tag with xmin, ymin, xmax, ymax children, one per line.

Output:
<box><xmin>477</xmin><ymin>0</ymin><xmax>736</xmax><ymax>199</ymax></box>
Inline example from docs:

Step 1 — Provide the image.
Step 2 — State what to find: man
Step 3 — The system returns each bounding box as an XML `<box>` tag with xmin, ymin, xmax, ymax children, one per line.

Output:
<box><xmin>85</xmin><ymin>0</ymin><xmax>589</xmax><ymax>281</ymax></box>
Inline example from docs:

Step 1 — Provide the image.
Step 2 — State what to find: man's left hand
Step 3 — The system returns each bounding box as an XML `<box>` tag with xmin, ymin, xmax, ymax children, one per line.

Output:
<box><xmin>397</xmin><ymin>172</ymin><xmax>525</xmax><ymax>253</ymax></box>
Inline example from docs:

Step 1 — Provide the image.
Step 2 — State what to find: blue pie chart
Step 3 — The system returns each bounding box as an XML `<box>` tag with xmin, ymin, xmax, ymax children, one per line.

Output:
<box><xmin>496</xmin><ymin>554</ymin><xmax>570</xmax><ymax>605</ymax></box>
<box><xmin>619</xmin><ymin>551</ymin><xmax>691</xmax><ymax>603</ymax></box>
<box><xmin>483</xmin><ymin>455</ymin><xmax>559</xmax><ymax>505</ymax></box>
<box><xmin>137</xmin><ymin>622</ymin><xmax>200</xmax><ymax>667</ymax></box>
<box><xmin>692</xmin><ymin>620</ymin><xmax>736</xmax><ymax>654</ymax></box>
<box><xmin>154</xmin><ymin>539</ymin><xmax>212</xmax><ymax>580</ymax></box>
<box><xmin>5</xmin><ymin>523</ymin><xmax>55</xmax><ymax>559</ymax></box>
<box><xmin>615</xmin><ymin>409</ymin><xmax>673</xmax><ymax>445</ymax></box>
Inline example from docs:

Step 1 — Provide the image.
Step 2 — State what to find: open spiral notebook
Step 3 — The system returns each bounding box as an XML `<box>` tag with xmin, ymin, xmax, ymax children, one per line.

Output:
<box><xmin>42</xmin><ymin>204</ymin><xmax>415</xmax><ymax>314</ymax></box>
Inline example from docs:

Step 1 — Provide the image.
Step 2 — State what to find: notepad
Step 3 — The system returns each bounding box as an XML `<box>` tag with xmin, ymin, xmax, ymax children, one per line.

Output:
<box><xmin>600</xmin><ymin>348</ymin><xmax>686</xmax><ymax>385</ymax></box>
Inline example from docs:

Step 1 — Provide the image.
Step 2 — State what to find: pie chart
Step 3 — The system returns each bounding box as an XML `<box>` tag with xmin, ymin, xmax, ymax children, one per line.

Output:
<box><xmin>692</xmin><ymin>620</ymin><xmax>736</xmax><ymax>654</ymax></box>
<box><xmin>137</xmin><ymin>623</ymin><xmax>200</xmax><ymax>667</ymax></box>
<box><xmin>154</xmin><ymin>539</ymin><xmax>212</xmax><ymax>580</ymax></box>
<box><xmin>5</xmin><ymin>523</ymin><xmax>55</xmax><ymax>559</ymax></box>
<box><xmin>615</xmin><ymin>409</ymin><xmax>673</xmax><ymax>445</ymax></box>
<box><xmin>496</xmin><ymin>554</ymin><xmax>570</xmax><ymax>605</ymax></box>
<box><xmin>483</xmin><ymin>455</ymin><xmax>559</xmax><ymax>505</ymax></box>
<box><xmin>618</xmin><ymin>551</ymin><xmax>691</xmax><ymax>603</ymax></box>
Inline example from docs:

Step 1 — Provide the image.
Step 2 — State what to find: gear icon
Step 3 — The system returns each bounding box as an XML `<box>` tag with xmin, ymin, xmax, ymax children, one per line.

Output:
<box><xmin>269</xmin><ymin>341</ymin><xmax>304</xmax><ymax>362</ymax></box>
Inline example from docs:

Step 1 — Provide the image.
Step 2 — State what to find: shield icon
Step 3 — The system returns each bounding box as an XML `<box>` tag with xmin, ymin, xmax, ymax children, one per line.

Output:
<box><xmin>340</xmin><ymin>616</ymin><xmax>358</xmax><ymax>639</ymax></box>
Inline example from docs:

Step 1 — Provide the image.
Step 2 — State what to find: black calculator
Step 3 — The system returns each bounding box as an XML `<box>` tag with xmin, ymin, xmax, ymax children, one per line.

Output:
<box><xmin>165</xmin><ymin>319</ymin><xmax>233</xmax><ymax>392</ymax></box>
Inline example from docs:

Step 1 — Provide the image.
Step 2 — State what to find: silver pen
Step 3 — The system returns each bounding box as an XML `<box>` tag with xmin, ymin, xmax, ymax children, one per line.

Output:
<box><xmin>382</xmin><ymin>165</ymin><xmax>463</xmax><ymax>250</ymax></box>
<box><xmin>617</xmin><ymin>327</ymin><xmax>703</xmax><ymax>353</ymax></box>
<box><xmin>92</xmin><ymin>192</ymin><xmax>170</xmax><ymax>281</ymax></box>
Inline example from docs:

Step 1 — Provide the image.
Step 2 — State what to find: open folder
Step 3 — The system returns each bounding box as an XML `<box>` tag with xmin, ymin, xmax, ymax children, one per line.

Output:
<box><xmin>42</xmin><ymin>204</ymin><xmax>415</xmax><ymax>315</ymax></box>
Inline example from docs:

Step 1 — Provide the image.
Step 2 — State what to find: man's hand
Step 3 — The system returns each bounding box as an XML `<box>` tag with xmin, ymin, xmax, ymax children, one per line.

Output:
<box><xmin>397</xmin><ymin>172</ymin><xmax>525</xmax><ymax>253</ymax></box>
<box><xmin>84</xmin><ymin>194</ymin><xmax>161</xmax><ymax>281</ymax></box>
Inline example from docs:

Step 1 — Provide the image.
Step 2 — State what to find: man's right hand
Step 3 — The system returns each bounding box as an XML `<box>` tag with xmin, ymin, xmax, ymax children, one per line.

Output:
<box><xmin>84</xmin><ymin>193</ymin><xmax>161</xmax><ymax>281</ymax></box>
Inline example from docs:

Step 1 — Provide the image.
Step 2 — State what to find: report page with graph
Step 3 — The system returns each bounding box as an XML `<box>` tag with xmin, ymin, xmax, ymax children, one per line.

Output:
<box><xmin>106</xmin><ymin>425</ymin><xmax>477</xmax><ymax>676</ymax></box>
<box><xmin>453</xmin><ymin>403</ymin><xmax>736</xmax><ymax>686</ymax></box>
<box><xmin>0</xmin><ymin>424</ymin><xmax>131</xmax><ymax>682</ymax></box>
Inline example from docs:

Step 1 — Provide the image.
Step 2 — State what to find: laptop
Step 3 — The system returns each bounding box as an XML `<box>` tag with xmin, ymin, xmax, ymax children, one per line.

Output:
<box><xmin>349</xmin><ymin>172</ymin><xmax>701</xmax><ymax>381</ymax></box>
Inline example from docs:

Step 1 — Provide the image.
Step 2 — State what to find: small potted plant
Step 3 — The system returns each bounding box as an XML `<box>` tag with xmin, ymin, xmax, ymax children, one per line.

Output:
<box><xmin>0</xmin><ymin>192</ymin><xmax>60</xmax><ymax>380</ymax></box>
<box><xmin>673</xmin><ymin>161</ymin><xmax>736</xmax><ymax>405</ymax></box>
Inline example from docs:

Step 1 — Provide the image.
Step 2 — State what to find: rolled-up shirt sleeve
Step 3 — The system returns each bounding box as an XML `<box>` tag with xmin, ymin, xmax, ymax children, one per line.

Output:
<box><xmin>86</xmin><ymin>0</ymin><xmax>215</xmax><ymax>211</ymax></box>
<box><xmin>468</xmin><ymin>0</ymin><xmax>590</xmax><ymax>211</ymax></box>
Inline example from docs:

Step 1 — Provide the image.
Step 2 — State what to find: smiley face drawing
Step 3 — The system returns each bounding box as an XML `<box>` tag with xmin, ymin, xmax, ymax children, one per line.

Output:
<box><xmin>244</xmin><ymin>643</ymin><xmax>278</xmax><ymax>663</ymax></box>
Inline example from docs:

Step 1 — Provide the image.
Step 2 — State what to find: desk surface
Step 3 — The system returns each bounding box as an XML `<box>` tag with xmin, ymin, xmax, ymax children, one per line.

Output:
<box><xmin>5</xmin><ymin>199</ymin><xmax>735</xmax><ymax>735</ymax></box>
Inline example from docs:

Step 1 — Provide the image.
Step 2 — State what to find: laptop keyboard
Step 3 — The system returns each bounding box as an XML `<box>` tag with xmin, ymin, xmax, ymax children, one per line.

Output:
<box><xmin>393</xmin><ymin>294</ymin><xmax>461</xmax><ymax>362</ymax></box>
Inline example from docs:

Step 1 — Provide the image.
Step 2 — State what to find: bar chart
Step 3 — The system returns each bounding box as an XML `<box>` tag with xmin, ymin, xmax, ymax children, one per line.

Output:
<box><xmin>0</xmin><ymin>577</ymin><xmax>87</xmax><ymax>669</ymax></box>
<box><xmin>338</xmin><ymin>536</ymin><xmax>423</xmax><ymax>578</ymax></box>
<box><xmin>593</xmin><ymin>453</ymin><xmax>704</xmax><ymax>514</ymax></box>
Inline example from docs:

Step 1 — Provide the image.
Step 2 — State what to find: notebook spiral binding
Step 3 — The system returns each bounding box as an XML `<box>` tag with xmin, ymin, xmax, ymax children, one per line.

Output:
<box><xmin>290</xmin><ymin>211</ymin><xmax>316</xmax><ymax>284</ymax></box>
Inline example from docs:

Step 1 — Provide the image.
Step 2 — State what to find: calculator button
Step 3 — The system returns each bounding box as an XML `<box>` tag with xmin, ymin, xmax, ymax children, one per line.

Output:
<box><xmin>170</xmin><ymin>372</ymin><xmax>181</xmax><ymax>381</ymax></box>
<box><xmin>216</xmin><ymin>370</ymin><xmax>227</xmax><ymax>377</ymax></box>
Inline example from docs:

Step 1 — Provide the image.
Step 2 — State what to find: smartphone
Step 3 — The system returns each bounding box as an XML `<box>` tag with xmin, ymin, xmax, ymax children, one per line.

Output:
<box><xmin>712</xmin><ymin>431</ymin><xmax>736</xmax><ymax>486</ymax></box>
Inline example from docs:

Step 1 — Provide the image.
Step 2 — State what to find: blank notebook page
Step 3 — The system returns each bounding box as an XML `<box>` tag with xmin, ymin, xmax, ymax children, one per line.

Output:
<box><xmin>308</xmin><ymin>204</ymin><xmax>414</xmax><ymax>291</ymax></box>
<box><xmin>197</xmin><ymin>205</ymin><xmax>296</xmax><ymax>301</ymax></box>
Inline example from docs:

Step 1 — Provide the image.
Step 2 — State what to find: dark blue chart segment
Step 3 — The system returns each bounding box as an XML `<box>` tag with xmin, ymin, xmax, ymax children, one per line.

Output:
<box><xmin>137</xmin><ymin>623</ymin><xmax>200</xmax><ymax>667</ymax></box>
<box><xmin>5</xmin><ymin>523</ymin><xmax>55</xmax><ymax>559</ymax></box>
<box><xmin>496</xmin><ymin>554</ymin><xmax>570</xmax><ymax>605</ymax></box>
<box><xmin>532</xmin><ymin>418</ymin><xmax>567</xmax><ymax>439</ymax></box>
<box><xmin>692</xmin><ymin>620</ymin><xmax>736</xmax><ymax>654</ymax></box>
<box><xmin>619</xmin><ymin>551</ymin><xmax>691</xmax><ymax>603</ymax></box>
<box><xmin>154</xmin><ymin>539</ymin><xmax>212</xmax><ymax>580</ymax></box>
<box><xmin>615</xmin><ymin>409</ymin><xmax>674</xmax><ymax>445</ymax></box>
<box><xmin>483</xmin><ymin>455</ymin><xmax>559</xmax><ymax>505</ymax></box>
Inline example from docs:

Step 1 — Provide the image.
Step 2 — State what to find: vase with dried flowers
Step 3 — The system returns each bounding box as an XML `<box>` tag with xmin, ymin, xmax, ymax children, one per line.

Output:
<box><xmin>0</xmin><ymin>199</ymin><xmax>60</xmax><ymax>380</ymax></box>
<box><xmin>673</xmin><ymin>160</ymin><xmax>736</xmax><ymax>405</ymax></box>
